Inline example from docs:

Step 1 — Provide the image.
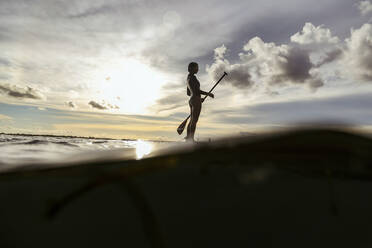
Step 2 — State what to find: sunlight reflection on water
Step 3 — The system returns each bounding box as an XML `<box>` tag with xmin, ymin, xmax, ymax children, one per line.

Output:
<box><xmin>135</xmin><ymin>140</ymin><xmax>153</xmax><ymax>159</ymax></box>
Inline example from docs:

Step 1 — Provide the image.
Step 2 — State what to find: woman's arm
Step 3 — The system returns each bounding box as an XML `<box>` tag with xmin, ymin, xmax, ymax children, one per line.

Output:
<box><xmin>200</xmin><ymin>90</ymin><xmax>214</xmax><ymax>98</ymax></box>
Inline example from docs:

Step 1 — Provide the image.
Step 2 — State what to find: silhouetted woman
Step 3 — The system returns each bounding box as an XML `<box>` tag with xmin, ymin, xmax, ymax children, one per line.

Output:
<box><xmin>186</xmin><ymin>62</ymin><xmax>214</xmax><ymax>141</ymax></box>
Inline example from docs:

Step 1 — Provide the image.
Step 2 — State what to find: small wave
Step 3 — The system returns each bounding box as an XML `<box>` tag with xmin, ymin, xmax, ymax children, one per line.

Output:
<box><xmin>22</xmin><ymin>140</ymin><xmax>49</xmax><ymax>145</ymax></box>
<box><xmin>0</xmin><ymin>138</ymin><xmax>24</xmax><ymax>143</ymax></box>
<box><xmin>9</xmin><ymin>140</ymin><xmax>79</xmax><ymax>147</ymax></box>
<box><xmin>7</xmin><ymin>140</ymin><xmax>79</xmax><ymax>147</ymax></box>
<box><xmin>23</xmin><ymin>148</ymin><xmax>44</xmax><ymax>153</ymax></box>
<box><xmin>50</xmin><ymin>141</ymin><xmax>79</xmax><ymax>147</ymax></box>
<box><xmin>92</xmin><ymin>141</ymin><xmax>107</xmax><ymax>144</ymax></box>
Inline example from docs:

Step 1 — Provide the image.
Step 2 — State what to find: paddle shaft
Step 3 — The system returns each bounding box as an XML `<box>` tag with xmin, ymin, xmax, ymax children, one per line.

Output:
<box><xmin>202</xmin><ymin>72</ymin><xmax>227</xmax><ymax>102</ymax></box>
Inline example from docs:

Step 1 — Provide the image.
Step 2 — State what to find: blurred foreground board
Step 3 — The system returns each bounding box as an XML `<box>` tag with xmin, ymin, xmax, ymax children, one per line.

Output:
<box><xmin>1</xmin><ymin>128</ymin><xmax>372</xmax><ymax>248</ymax></box>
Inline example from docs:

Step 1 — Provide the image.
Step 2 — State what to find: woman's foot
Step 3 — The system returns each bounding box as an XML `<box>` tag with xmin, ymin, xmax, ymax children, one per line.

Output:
<box><xmin>184</xmin><ymin>136</ymin><xmax>195</xmax><ymax>142</ymax></box>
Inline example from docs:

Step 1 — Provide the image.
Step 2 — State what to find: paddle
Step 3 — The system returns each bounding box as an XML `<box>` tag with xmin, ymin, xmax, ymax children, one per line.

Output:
<box><xmin>177</xmin><ymin>71</ymin><xmax>228</xmax><ymax>135</ymax></box>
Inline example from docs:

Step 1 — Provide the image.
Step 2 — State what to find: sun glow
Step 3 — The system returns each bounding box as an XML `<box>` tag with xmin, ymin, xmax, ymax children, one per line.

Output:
<box><xmin>93</xmin><ymin>58</ymin><xmax>167</xmax><ymax>114</ymax></box>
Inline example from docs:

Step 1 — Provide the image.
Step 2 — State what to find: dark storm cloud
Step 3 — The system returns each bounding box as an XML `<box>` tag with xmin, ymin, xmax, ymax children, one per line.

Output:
<box><xmin>88</xmin><ymin>101</ymin><xmax>107</xmax><ymax>110</ymax></box>
<box><xmin>0</xmin><ymin>84</ymin><xmax>44</xmax><ymax>100</ymax></box>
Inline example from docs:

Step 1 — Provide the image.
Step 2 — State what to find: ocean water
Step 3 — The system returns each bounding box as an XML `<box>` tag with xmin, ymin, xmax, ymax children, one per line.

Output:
<box><xmin>0</xmin><ymin>134</ymin><xmax>160</xmax><ymax>170</ymax></box>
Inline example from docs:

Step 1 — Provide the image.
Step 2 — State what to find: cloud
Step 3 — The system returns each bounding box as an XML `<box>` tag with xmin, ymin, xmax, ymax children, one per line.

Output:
<box><xmin>156</xmin><ymin>94</ymin><xmax>183</xmax><ymax>106</ymax></box>
<box><xmin>206</xmin><ymin>45</ymin><xmax>254</xmax><ymax>89</ymax></box>
<box><xmin>214</xmin><ymin>44</ymin><xmax>227</xmax><ymax>59</ymax></box>
<box><xmin>88</xmin><ymin>100</ymin><xmax>119</xmax><ymax>110</ymax></box>
<box><xmin>315</xmin><ymin>48</ymin><xmax>343</xmax><ymax>67</ymax></box>
<box><xmin>67</xmin><ymin>3</ymin><xmax>115</xmax><ymax>19</ymax></box>
<box><xmin>290</xmin><ymin>23</ymin><xmax>339</xmax><ymax>45</ymax></box>
<box><xmin>358</xmin><ymin>1</ymin><xmax>372</xmax><ymax>16</ymax></box>
<box><xmin>0</xmin><ymin>58</ymin><xmax>11</xmax><ymax>67</ymax></box>
<box><xmin>66</xmin><ymin>101</ymin><xmax>76</xmax><ymax>108</ymax></box>
<box><xmin>88</xmin><ymin>101</ymin><xmax>107</xmax><ymax>110</ymax></box>
<box><xmin>149</xmin><ymin>79</ymin><xmax>189</xmax><ymax>113</ymax></box>
<box><xmin>0</xmin><ymin>1</ymin><xmax>362</xmax><ymax>108</ymax></box>
<box><xmin>260</xmin><ymin>45</ymin><xmax>321</xmax><ymax>87</ymax></box>
<box><xmin>344</xmin><ymin>23</ymin><xmax>372</xmax><ymax>81</ymax></box>
<box><xmin>152</xmin><ymin>89</ymin><xmax>187</xmax><ymax>113</ymax></box>
<box><xmin>211</xmin><ymin>92</ymin><xmax>372</xmax><ymax>126</ymax></box>
<box><xmin>206</xmin><ymin>21</ymin><xmax>372</xmax><ymax>92</ymax></box>
<box><xmin>107</xmin><ymin>103</ymin><xmax>120</xmax><ymax>109</ymax></box>
<box><xmin>207</xmin><ymin>36</ymin><xmax>324</xmax><ymax>90</ymax></box>
<box><xmin>0</xmin><ymin>84</ymin><xmax>44</xmax><ymax>99</ymax></box>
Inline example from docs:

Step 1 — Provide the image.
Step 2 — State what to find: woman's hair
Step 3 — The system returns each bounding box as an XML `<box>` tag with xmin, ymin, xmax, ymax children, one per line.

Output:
<box><xmin>188</xmin><ymin>62</ymin><xmax>198</xmax><ymax>73</ymax></box>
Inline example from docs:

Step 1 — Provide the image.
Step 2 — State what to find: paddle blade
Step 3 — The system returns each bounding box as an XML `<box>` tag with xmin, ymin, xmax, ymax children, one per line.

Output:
<box><xmin>177</xmin><ymin>118</ymin><xmax>188</xmax><ymax>135</ymax></box>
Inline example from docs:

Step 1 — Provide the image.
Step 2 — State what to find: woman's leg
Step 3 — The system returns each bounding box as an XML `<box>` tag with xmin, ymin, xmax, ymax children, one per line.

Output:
<box><xmin>188</xmin><ymin>100</ymin><xmax>201</xmax><ymax>140</ymax></box>
<box><xmin>186</xmin><ymin>101</ymin><xmax>193</xmax><ymax>139</ymax></box>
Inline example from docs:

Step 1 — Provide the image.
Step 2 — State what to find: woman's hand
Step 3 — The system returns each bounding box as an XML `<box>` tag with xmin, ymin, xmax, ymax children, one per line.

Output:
<box><xmin>209</xmin><ymin>93</ymin><xmax>214</xmax><ymax>98</ymax></box>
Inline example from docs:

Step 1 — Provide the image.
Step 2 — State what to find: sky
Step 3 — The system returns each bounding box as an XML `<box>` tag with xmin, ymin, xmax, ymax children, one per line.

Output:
<box><xmin>0</xmin><ymin>0</ymin><xmax>372</xmax><ymax>140</ymax></box>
